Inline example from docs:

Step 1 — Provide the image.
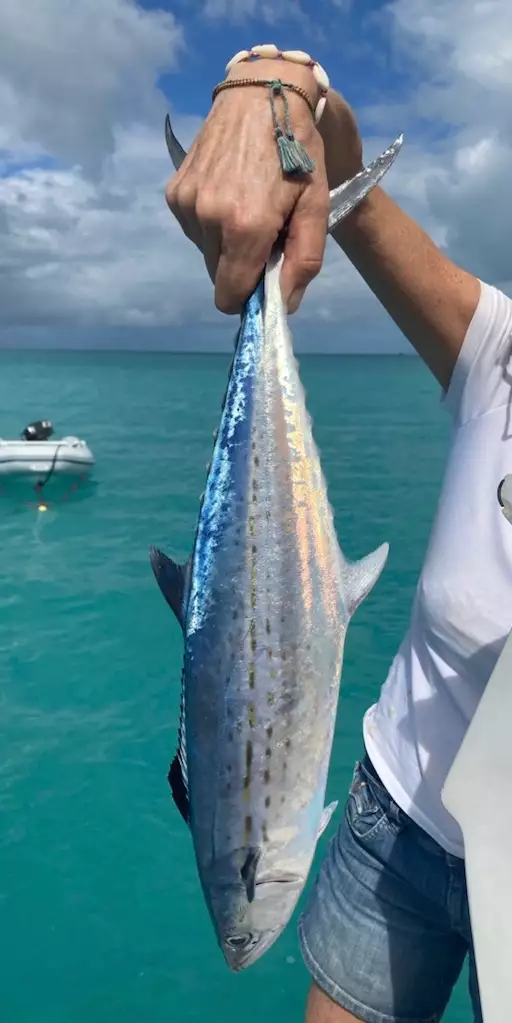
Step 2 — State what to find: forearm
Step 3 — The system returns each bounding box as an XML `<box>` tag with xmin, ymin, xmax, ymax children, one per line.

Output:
<box><xmin>332</xmin><ymin>185</ymin><xmax>480</xmax><ymax>389</ymax></box>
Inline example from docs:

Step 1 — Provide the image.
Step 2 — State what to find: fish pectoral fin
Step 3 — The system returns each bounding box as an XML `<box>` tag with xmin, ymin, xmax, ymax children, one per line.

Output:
<box><xmin>150</xmin><ymin>547</ymin><xmax>189</xmax><ymax>628</ymax></box>
<box><xmin>344</xmin><ymin>541</ymin><xmax>389</xmax><ymax>617</ymax></box>
<box><xmin>318</xmin><ymin>801</ymin><xmax>338</xmax><ymax>838</ymax></box>
<box><xmin>240</xmin><ymin>848</ymin><xmax>262</xmax><ymax>904</ymax></box>
<box><xmin>168</xmin><ymin>750</ymin><xmax>190</xmax><ymax>826</ymax></box>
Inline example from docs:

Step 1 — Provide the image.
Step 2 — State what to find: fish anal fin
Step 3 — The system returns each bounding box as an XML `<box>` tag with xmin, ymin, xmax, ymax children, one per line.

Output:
<box><xmin>318</xmin><ymin>801</ymin><xmax>338</xmax><ymax>838</ymax></box>
<box><xmin>150</xmin><ymin>546</ymin><xmax>188</xmax><ymax>628</ymax></box>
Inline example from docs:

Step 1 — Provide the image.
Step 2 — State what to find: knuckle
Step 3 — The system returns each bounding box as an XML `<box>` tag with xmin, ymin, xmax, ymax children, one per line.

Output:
<box><xmin>195</xmin><ymin>193</ymin><xmax>222</xmax><ymax>228</ymax></box>
<box><xmin>223</xmin><ymin>208</ymin><xmax>271</xmax><ymax>245</ymax></box>
<box><xmin>166</xmin><ymin>176</ymin><xmax>196</xmax><ymax>215</ymax></box>
<box><xmin>295</xmin><ymin>253</ymin><xmax>324</xmax><ymax>284</ymax></box>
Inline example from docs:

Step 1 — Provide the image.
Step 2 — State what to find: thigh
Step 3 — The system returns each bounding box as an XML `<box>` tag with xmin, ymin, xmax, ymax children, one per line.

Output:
<box><xmin>298</xmin><ymin>757</ymin><xmax>468</xmax><ymax>1023</ymax></box>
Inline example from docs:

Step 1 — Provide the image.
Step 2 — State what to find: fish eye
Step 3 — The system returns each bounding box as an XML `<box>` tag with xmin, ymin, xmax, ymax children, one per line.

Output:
<box><xmin>225</xmin><ymin>933</ymin><xmax>254</xmax><ymax>950</ymax></box>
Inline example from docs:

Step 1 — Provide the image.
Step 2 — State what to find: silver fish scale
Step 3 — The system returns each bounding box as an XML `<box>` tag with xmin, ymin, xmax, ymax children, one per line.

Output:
<box><xmin>216</xmin><ymin>273</ymin><xmax>346</xmax><ymax>870</ymax></box>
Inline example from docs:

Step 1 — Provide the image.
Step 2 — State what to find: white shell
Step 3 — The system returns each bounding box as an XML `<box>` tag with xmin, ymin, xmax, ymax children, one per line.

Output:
<box><xmin>313</xmin><ymin>62</ymin><xmax>330</xmax><ymax>92</ymax></box>
<box><xmin>314</xmin><ymin>96</ymin><xmax>327</xmax><ymax>123</ymax></box>
<box><xmin>251</xmin><ymin>44</ymin><xmax>280</xmax><ymax>58</ymax></box>
<box><xmin>281</xmin><ymin>49</ymin><xmax>312</xmax><ymax>65</ymax></box>
<box><xmin>226</xmin><ymin>49</ymin><xmax>250</xmax><ymax>71</ymax></box>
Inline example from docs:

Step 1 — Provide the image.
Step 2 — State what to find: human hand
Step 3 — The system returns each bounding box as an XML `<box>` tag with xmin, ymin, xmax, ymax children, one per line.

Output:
<box><xmin>166</xmin><ymin>59</ymin><xmax>329</xmax><ymax>315</ymax></box>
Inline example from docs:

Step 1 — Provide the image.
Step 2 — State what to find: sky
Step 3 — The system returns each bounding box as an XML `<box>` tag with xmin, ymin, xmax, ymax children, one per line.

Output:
<box><xmin>0</xmin><ymin>0</ymin><xmax>511</xmax><ymax>352</ymax></box>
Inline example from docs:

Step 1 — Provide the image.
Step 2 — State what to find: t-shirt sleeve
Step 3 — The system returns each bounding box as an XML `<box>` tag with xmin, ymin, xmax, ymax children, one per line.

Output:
<box><xmin>442</xmin><ymin>282</ymin><xmax>512</xmax><ymax>427</ymax></box>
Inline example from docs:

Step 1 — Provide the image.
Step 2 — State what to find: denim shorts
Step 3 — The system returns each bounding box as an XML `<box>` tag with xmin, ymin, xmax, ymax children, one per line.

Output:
<box><xmin>298</xmin><ymin>753</ymin><xmax>482</xmax><ymax>1023</ymax></box>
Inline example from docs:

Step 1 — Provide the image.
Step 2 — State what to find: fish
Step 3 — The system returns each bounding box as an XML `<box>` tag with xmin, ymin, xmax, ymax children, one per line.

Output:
<box><xmin>153</xmin><ymin>113</ymin><xmax>399</xmax><ymax>972</ymax></box>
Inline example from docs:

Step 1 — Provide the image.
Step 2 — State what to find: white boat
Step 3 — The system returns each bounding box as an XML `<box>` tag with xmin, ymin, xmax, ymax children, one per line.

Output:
<box><xmin>0</xmin><ymin>421</ymin><xmax>94</xmax><ymax>477</ymax></box>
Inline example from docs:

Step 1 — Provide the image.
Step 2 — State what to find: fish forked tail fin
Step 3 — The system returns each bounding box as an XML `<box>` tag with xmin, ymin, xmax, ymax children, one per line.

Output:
<box><xmin>164</xmin><ymin>113</ymin><xmax>403</xmax><ymax>233</ymax></box>
<box><xmin>342</xmin><ymin>542</ymin><xmax>389</xmax><ymax>618</ymax></box>
<box><xmin>328</xmin><ymin>136</ymin><xmax>403</xmax><ymax>231</ymax></box>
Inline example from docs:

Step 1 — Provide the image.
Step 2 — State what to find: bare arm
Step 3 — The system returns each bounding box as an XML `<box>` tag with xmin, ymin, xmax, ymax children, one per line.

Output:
<box><xmin>320</xmin><ymin>92</ymin><xmax>481</xmax><ymax>390</ymax></box>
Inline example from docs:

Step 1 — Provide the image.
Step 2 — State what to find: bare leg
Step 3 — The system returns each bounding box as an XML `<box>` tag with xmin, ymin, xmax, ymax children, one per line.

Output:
<box><xmin>305</xmin><ymin>983</ymin><xmax>363</xmax><ymax>1023</ymax></box>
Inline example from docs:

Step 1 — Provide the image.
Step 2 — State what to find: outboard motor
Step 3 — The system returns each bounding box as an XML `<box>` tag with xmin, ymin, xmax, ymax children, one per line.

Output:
<box><xmin>22</xmin><ymin>420</ymin><xmax>54</xmax><ymax>442</ymax></box>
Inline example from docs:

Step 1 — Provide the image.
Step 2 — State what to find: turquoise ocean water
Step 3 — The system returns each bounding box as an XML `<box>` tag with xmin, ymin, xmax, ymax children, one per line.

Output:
<box><xmin>0</xmin><ymin>351</ymin><xmax>471</xmax><ymax>1022</ymax></box>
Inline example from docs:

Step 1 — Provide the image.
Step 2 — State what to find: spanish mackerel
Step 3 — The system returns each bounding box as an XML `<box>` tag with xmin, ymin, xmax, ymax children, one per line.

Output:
<box><xmin>153</xmin><ymin>114</ymin><xmax>401</xmax><ymax>971</ymax></box>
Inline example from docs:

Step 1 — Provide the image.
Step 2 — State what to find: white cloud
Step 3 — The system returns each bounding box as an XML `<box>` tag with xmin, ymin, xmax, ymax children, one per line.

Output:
<box><xmin>0</xmin><ymin>0</ymin><xmax>511</xmax><ymax>344</ymax></box>
<box><xmin>383</xmin><ymin>0</ymin><xmax>512</xmax><ymax>294</ymax></box>
<box><xmin>0</xmin><ymin>0</ymin><xmax>183</xmax><ymax>174</ymax></box>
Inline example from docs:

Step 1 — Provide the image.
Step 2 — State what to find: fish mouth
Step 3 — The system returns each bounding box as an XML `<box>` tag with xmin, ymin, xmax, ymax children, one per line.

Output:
<box><xmin>222</xmin><ymin>928</ymin><xmax>282</xmax><ymax>972</ymax></box>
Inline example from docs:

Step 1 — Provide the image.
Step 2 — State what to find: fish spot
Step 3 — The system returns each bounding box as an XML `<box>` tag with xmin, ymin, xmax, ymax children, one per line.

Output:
<box><xmin>244</xmin><ymin>815</ymin><xmax>253</xmax><ymax>842</ymax></box>
<box><xmin>248</xmin><ymin>703</ymin><xmax>255</xmax><ymax>728</ymax></box>
<box><xmin>232</xmin><ymin>610</ymin><xmax>238</xmax><ymax>620</ymax></box>
<box><xmin>267</xmin><ymin>648</ymin><xmax>273</xmax><ymax>659</ymax></box>
<box><xmin>266</xmin><ymin>725</ymin><xmax>273</xmax><ymax>739</ymax></box>
<box><xmin>265</xmin><ymin>795</ymin><xmax>271</xmax><ymax>809</ymax></box>
<box><xmin>252</xmin><ymin>544</ymin><xmax>257</xmax><ymax>554</ymax></box>
<box><xmin>267</xmin><ymin>691</ymin><xmax>275</xmax><ymax>705</ymax></box>
<box><xmin>254</xmin><ymin>456</ymin><xmax>260</xmax><ymax>467</ymax></box>
<box><xmin>266</xmin><ymin>619</ymin><xmax>271</xmax><ymax>634</ymax></box>
<box><xmin>262</xmin><ymin>823</ymin><xmax>269</xmax><ymax>843</ymax></box>
<box><xmin>265</xmin><ymin>747</ymin><xmax>272</xmax><ymax>759</ymax></box>
<box><xmin>264</xmin><ymin>769</ymin><xmax>271</xmax><ymax>785</ymax></box>
<box><xmin>281</xmin><ymin>651</ymin><xmax>287</xmax><ymax>662</ymax></box>
<box><xmin>281</xmin><ymin>794</ymin><xmax>286</xmax><ymax>804</ymax></box>
<box><xmin>285</xmin><ymin>738</ymin><xmax>291</xmax><ymax>750</ymax></box>
<box><xmin>227</xmin><ymin>732</ymin><xmax>233</xmax><ymax>742</ymax></box>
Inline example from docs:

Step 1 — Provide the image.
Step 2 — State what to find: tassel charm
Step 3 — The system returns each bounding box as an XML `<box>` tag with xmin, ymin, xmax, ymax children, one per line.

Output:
<box><xmin>268</xmin><ymin>80</ymin><xmax>315</xmax><ymax>177</ymax></box>
<box><xmin>276</xmin><ymin>132</ymin><xmax>315</xmax><ymax>175</ymax></box>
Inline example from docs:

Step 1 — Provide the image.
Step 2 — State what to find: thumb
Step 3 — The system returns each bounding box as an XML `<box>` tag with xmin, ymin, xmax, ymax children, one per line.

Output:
<box><xmin>280</xmin><ymin>179</ymin><xmax>329</xmax><ymax>314</ymax></box>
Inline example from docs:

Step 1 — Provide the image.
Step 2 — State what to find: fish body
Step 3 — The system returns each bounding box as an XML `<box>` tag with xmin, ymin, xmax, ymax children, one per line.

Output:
<box><xmin>153</xmin><ymin>115</ymin><xmax>399</xmax><ymax>970</ymax></box>
<box><xmin>152</xmin><ymin>260</ymin><xmax>388</xmax><ymax>971</ymax></box>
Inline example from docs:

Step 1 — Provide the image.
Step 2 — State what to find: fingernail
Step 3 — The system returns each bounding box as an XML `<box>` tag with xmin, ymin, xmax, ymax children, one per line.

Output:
<box><xmin>287</xmin><ymin>287</ymin><xmax>306</xmax><ymax>315</ymax></box>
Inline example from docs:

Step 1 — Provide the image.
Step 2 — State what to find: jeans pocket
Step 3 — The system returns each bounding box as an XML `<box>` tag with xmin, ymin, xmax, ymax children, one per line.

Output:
<box><xmin>346</xmin><ymin>758</ymin><xmax>405</xmax><ymax>843</ymax></box>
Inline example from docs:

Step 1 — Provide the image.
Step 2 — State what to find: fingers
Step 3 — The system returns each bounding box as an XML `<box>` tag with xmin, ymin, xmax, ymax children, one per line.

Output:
<box><xmin>165</xmin><ymin>175</ymin><xmax>204</xmax><ymax>252</ymax></box>
<box><xmin>214</xmin><ymin>211</ymin><xmax>280</xmax><ymax>314</ymax></box>
<box><xmin>280</xmin><ymin>177</ymin><xmax>329</xmax><ymax>314</ymax></box>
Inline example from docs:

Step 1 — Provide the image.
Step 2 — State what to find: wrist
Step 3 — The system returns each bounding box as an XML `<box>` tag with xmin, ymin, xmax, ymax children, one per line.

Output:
<box><xmin>226</xmin><ymin>58</ymin><xmax>322</xmax><ymax>108</ymax></box>
<box><xmin>317</xmin><ymin>90</ymin><xmax>363</xmax><ymax>189</ymax></box>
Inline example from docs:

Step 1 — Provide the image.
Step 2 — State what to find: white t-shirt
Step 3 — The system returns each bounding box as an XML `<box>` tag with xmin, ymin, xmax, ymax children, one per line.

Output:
<box><xmin>364</xmin><ymin>281</ymin><xmax>512</xmax><ymax>857</ymax></box>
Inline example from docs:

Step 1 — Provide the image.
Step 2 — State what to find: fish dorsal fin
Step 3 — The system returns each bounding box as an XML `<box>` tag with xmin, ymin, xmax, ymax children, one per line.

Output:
<box><xmin>343</xmin><ymin>542</ymin><xmax>389</xmax><ymax>617</ymax></box>
<box><xmin>150</xmin><ymin>547</ymin><xmax>189</xmax><ymax>628</ymax></box>
<box><xmin>168</xmin><ymin>664</ymin><xmax>190</xmax><ymax>825</ymax></box>
<box><xmin>318</xmin><ymin>801</ymin><xmax>338</xmax><ymax>838</ymax></box>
